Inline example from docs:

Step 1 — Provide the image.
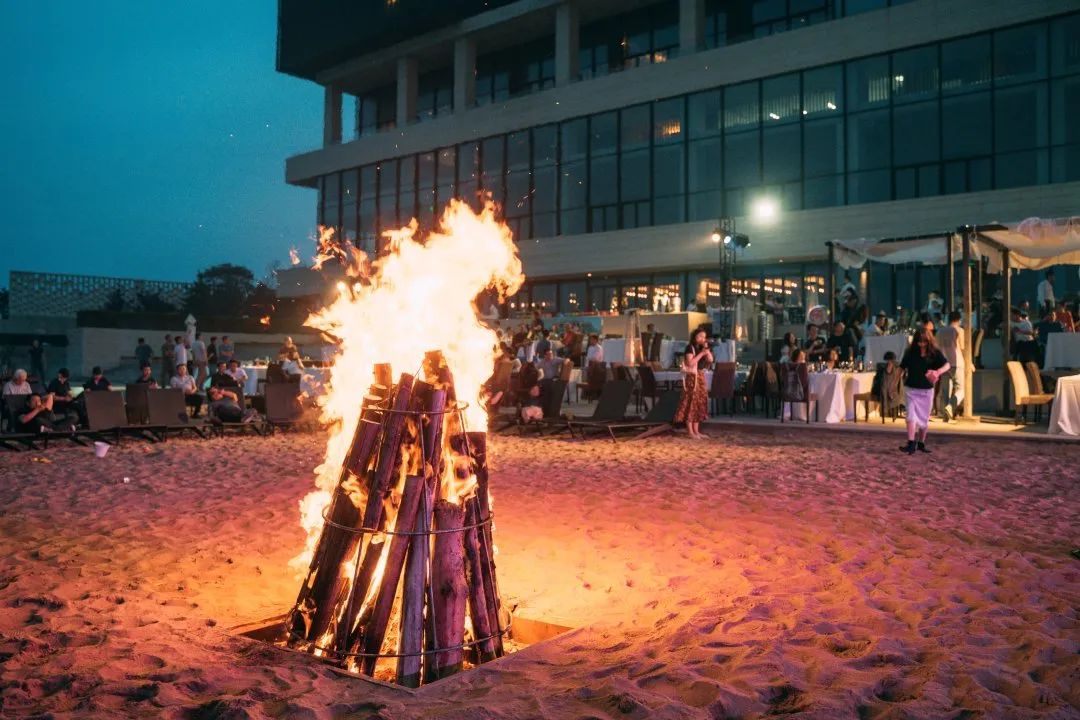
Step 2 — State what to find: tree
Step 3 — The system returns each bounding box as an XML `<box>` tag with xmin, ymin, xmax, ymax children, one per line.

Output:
<box><xmin>102</xmin><ymin>288</ymin><xmax>128</xmax><ymax>312</ymax></box>
<box><xmin>0</xmin><ymin>288</ymin><xmax>8</xmax><ymax>319</ymax></box>
<box><xmin>136</xmin><ymin>291</ymin><xmax>177</xmax><ymax>313</ymax></box>
<box><xmin>184</xmin><ymin>264</ymin><xmax>255</xmax><ymax>317</ymax></box>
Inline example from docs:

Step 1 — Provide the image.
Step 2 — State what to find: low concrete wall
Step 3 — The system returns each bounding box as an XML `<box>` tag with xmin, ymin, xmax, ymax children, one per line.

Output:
<box><xmin>68</xmin><ymin>327</ymin><xmax>327</xmax><ymax>377</ymax></box>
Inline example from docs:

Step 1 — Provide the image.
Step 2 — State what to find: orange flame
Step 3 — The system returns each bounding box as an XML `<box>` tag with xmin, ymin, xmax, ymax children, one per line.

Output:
<box><xmin>289</xmin><ymin>246</ymin><xmax>302</xmax><ymax>266</ymax></box>
<box><xmin>259</xmin><ymin>316</ymin><xmax>271</xmax><ymax>326</ymax></box>
<box><xmin>290</xmin><ymin>200</ymin><xmax>522</xmax><ymax>571</ymax></box>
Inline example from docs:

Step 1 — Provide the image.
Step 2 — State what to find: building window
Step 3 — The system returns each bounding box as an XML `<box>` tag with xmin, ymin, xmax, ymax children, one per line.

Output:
<box><xmin>356</xmin><ymin>84</ymin><xmax>395</xmax><ymax>137</ymax></box>
<box><xmin>416</xmin><ymin>68</ymin><xmax>453</xmax><ymax>122</ymax></box>
<box><xmin>579</xmin><ymin>0</ymin><xmax>679</xmax><ymax>79</ymax></box>
<box><xmin>476</xmin><ymin>38</ymin><xmax>554</xmax><ymax>104</ymax></box>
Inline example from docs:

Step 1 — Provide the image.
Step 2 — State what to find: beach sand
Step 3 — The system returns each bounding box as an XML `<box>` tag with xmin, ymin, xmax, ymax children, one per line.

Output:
<box><xmin>0</xmin><ymin>430</ymin><xmax>1077</xmax><ymax>719</ymax></box>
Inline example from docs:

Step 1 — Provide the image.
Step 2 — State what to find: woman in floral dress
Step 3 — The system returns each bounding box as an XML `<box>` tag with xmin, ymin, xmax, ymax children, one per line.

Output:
<box><xmin>674</xmin><ymin>327</ymin><xmax>713</xmax><ymax>439</ymax></box>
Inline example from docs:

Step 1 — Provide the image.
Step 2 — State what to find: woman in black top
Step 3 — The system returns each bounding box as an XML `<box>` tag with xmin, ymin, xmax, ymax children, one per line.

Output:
<box><xmin>898</xmin><ymin>328</ymin><xmax>949</xmax><ymax>454</ymax></box>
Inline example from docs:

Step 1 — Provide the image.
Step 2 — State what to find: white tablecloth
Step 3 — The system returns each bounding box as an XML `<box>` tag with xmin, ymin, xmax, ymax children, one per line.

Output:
<box><xmin>787</xmin><ymin>371</ymin><xmax>875</xmax><ymax>423</ymax></box>
<box><xmin>1044</xmin><ymin>333</ymin><xmax>1080</xmax><ymax>369</ymax></box>
<box><xmin>1048</xmin><ymin>373</ymin><xmax>1080</xmax><ymax>435</ymax></box>
<box><xmin>240</xmin><ymin>366</ymin><xmax>328</xmax><ymax>397</ymax></box>
<box><xmin>654</xmin><ymin>370</ymin><xmax>713</xmax><ymax>389</ymax></box>
<box><xmin>602</xmin><ymin>338</ymin><xmax>674</xmax><ymax>367</ymax></box>
<box><xmin>864</xmin><ymin>334</ymin><xmax>910</xmax><ymax>365</ymax></box>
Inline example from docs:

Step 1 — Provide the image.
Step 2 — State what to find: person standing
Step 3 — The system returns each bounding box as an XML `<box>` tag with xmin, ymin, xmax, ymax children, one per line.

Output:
<box><xmin>1036</xmin><ymin>269</ymin><xmax>1055</xmax><ymax>314</ymax></box>
<box><xmin>134</xmin><ymin>337</ymin><xmax>153</xmax><ymax>370</ymax></box>
<box><xmin>218</xmin><ymin>335</ymin><xmax>236</xmax><ymax>363</ymax></box>
<box><xmin>674</xmin><ymin>327</ymin><xmax>713</xmax><ymax>440</ymax></box>
<box><xmin>191</xmin><ymin>332</ymin><xmax>209</xmax><ymax>388</ymax></box>
<box><xmin>28</xmin><ymin>339</ymin><xmax>45</xmax><ymax>380</ymax></box>
<box><xmin>173</xmin><ymin>335</ymin><xmax>189</xmax><ymax>376</ymax></box>
<box><xmin>160</xmin><ymin>334</ymin><xmax>175</xmax><ymax>386</ymax></box>
<box><xmin>899</xmin><ymin>328</ymin><xmax>949</xmax><ymax>454</ymax></box>
<box><xmin>935</xmin><ymin>311</ymin><xmax>965</xmax><ymax>420</ymax></box>
<box><xmin>207</xmin><ymin>336</ymin><xmax>218</xmax><ymax>367</ymax></box>
<box><xmin>585</xmin><ymin>334</ymin><xmax>604</xmax><ymax>365</ymax></box>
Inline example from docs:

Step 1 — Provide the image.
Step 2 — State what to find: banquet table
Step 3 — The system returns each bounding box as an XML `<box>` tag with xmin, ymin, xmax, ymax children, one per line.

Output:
<box><xmin>864</xmin><ymin>334</ymin><xmax>910</xmax><ymax>365</ymax></box>
<box><xmin>602</xmin><ymin>338</ymin><xmax>674</xmax><ymax>367</ymax></box>
<box><xmin>788</xmin><ymin>370</ymin><xmax>876</xmax><ymax>423</ymax></box>
<box><xmin>240</xmin><ymin>365</ymin><xmax>329</xmax><ymax>397</ymax></box>
<box><xmin>1043</xmin><ymin>333</ymin><xmax>1080</xmax><ymax>369</ymax></box>
<box><xmin>1047</xmin><ymin>373</ymin><xmax>1080</xmax><ymax>435</ymax></box>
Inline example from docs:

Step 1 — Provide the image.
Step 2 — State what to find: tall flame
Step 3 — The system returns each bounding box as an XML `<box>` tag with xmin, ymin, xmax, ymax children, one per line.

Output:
<box><xmin>291</xmin><ymin>200</ymin><xmax>522</xmax><ymax>570</ymax></box>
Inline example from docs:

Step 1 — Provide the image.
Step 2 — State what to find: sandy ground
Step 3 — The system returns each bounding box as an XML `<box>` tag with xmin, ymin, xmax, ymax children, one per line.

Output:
<box><xmin>0</xmin><ymin>429</ymin><xmax>1077</xmax><ymax>720</ymax></box>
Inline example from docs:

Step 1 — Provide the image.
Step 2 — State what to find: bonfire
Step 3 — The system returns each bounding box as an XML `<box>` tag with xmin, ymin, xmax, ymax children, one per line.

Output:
<box><xmin>284</xmin><ymin>201</ymin><xmax>523</xmax><ymax>687</ymax></box>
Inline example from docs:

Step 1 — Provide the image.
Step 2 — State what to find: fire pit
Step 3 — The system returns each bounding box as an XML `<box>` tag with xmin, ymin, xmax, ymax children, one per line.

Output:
<box><xmin>259</xmin><ymin>201</ymin><xmax>532</xmax><ymax>688</ymax></box>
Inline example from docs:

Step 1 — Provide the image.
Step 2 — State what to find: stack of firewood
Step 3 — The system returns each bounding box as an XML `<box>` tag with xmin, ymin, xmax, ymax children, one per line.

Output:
<box><xmin>287</xmin><ymin>353</ymin><xmax>504</xmax><ymax>687</ymax></box>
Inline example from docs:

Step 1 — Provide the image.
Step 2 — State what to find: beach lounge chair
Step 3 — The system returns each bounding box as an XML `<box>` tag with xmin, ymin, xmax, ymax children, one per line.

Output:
<box><xmin>209</xmin><ymin>387</ymin><xmax>266</xmax><ymax>437</ymax></box>
<box><xmin>1</xmin><ymin>396</ymin><xmax>40</xmax><ymax>451</ymax></box>
<box><xmin>561</xmin><ymin>379</ymin><xmax>634</xmax><ymax>440</ymax></box>
<box><xmin>575</xmin><ymin>389</ymin><xmax>682</xmax><ymax>442</ymax></box>
<box><xmin>125</xmin><ymin>383</ymin><xmax>151</xmax><ymax>424</ymax></box>
<box><xmin>518</xmin><ymin>379</ymin><xmax>567</xmax><ymax>436</ymax></box>
<box><xmin>265</xmin><ymin>383</ymin><xmax>304</xmax><ymax>432</ymax></box>
<box><xmin>147</xmin><ymin>389</ymin><xmax>208</xmax><ymax>439</ymax></box>
<box><xmin>84</xmin><ymin>390</ymin><xmax>162</xmax><ymax>444</ymax></box>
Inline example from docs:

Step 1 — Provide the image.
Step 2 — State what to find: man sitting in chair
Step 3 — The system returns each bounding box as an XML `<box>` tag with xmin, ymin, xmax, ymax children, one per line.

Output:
<box><xmin>206</xmin><ymin>385</ymin><xmax>245</xmax><ymax>423</ymax></box>
<box><xmin>170</xmin><ymin>364</ymin><xmax>203</xmax><ymax>417</ymax></box>
<box><xmin>18</xmin><ymin>393</ymin><xmax>74</xmax><ymax>433</ymax></box>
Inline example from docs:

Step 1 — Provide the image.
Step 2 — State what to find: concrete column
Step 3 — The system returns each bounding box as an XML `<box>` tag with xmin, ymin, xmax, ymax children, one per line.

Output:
<box><xmin>454</xmin><ymin>37</ymin><xmax>476</xmax><ymax>113</ymax></box>
<box><xmin>396</xmin><ymin>56</ymin><xmax>418</xmax><ymax>128</ymax></box>
<box><xmin>679</xmin><ymin>0</ymin><xmax>705</xmax><ymax>55</ymax></box>
<box><xmin>323</xmin><ymin>83</ymin><xmax>342</xmax><ymax>146</ymax></box>
<box><xmin>555</xmin><ymin>2</ymin><xmax>580</xmax><ymax>87</ymax></box>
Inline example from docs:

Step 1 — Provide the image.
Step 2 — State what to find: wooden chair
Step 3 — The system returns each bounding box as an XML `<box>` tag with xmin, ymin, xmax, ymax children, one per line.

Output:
<box><xmin>649</xmin><ymin>333</ymin><xmax>663</xmax><ymax>363</ymax></box>
<box><xmin>779</xmin><ymin>363</ymin><xmax>818</xmax><ymax>423</ymax></box>
<box><xmin>853</xmin><ymin>363</ymin><xmax>885</xmax><ymax>423</ymax></box>
<box><xmin>1023</xmin><ymin>361</ymin><xmax>1050</xmax><ymax>396</ymax></box>
<box><xmin>581</xmin><ymin>361</ymin><xmax>607</xmax><ymax>402</ymax></box>
<box><xmin>709</xmin><ymin>362</ymin><xmax>736</xmax><ymax>416</ymax></box>
<box><xmin>763</xmin><ymin>362</ymin><xmax>782</xmax><ymax>416</ymax></box>
<box><xmin>636</xmin><ymin>364</ymin><xmax>660</xmax><ymax>412</ymax></box>
<box><xmin>1006</xmin><ymin>361</ymin><xmax>1053</xmax><ymax>425</ymax></box>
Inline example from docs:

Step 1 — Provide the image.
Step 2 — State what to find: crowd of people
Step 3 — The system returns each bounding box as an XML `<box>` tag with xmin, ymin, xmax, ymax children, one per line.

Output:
<box><xmin>0</xmin><ymin>332</ymin><xmax>308</xmax><ymax>434</ymax></box>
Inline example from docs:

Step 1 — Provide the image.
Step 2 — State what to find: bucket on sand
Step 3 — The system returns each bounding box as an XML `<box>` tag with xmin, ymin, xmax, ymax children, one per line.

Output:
<box><xmin>93</xmin><ymin>441</ymin><xmax>110</xmax><ymax>458</ymax></box>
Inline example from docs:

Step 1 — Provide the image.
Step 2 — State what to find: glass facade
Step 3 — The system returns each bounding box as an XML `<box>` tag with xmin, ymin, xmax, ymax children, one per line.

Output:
<box><xmin>319</xmin><ymin>12</ymin><xmax>1079</xmax><ymax>248</ymax></box>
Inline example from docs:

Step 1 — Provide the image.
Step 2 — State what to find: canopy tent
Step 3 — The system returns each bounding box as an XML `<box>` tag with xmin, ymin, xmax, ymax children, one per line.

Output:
<box><xmin>825</xmin><ymin>217</ymin><xmax>1080</xmax><ymax>419</ymax></box>
<box><xmin>832</xmin><ymin>217</ymin><xmax>1080</xmax><ymax>273</ymax></box>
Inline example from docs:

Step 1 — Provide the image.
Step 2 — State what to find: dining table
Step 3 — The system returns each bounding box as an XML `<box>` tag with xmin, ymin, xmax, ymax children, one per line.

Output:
<box><xmin>1047</xmin><ymin>372</ymin><xmax>1080</xmax><ymax>435</ymax></box>
<box><xmin>786</xmin><ymin>370</ymin><xmax>877</xmax><ymax>423</ymax></box>
<box><xmin>1043</xmin><ymin>333</ymin><xmax>1080</xmax><ymax>370</ymax></box>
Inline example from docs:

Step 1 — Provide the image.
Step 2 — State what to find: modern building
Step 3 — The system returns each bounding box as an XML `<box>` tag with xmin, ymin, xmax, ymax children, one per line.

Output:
<box><xmin>277</xmin><ymin>0</ymin><xmax>1079</xmax><ymax>317</ymax></box>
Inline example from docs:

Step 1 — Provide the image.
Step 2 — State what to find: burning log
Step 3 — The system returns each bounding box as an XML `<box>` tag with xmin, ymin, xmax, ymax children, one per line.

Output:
<box><xmin>397</xmin><ymin>387</ymin><xmax>445</xmax><ymax>687</ymax></box>
<box><xmin>290</xmin><ymin>389</ymin><xmax>387</xmax><ymax>646</ymax></box>
<box><xmin>466</xmin><ymin>431</ymin><xmax>504</xmax><ymax>658</ymax></box>
<box><xmin>357</xmin><ymin>474</ymin><xmax>424</xmax><ymax>675</ymax></box>
<box><xmin>337</xmin><ymin>374</ymin><xmax>416</xmax><ymax>653</ymax></box>
<box><xmin>463</xmin><ymin>496</ymin><xmax>496</xmax><ymax>663</ymax></box>
<box><xmin>431</xmin><ymin>500</ymin><xmax>467</xmax><ymax>678</ymax></box>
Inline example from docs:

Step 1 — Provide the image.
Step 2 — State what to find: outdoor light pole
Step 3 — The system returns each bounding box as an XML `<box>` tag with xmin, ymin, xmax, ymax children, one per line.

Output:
<box><xmin>712</xmin><ymin>217</ymin><xmax>737</xmax><ymax>306</ymax></box>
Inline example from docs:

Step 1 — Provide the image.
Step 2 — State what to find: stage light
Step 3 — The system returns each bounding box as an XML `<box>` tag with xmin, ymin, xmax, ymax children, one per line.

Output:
<box><xmin>733</xmin><ymin>233</ymin><xmax>751</xmax><ymax>249</ymax></box>
<box><xmin>750</xmin><ymin>196</ymin><xmax>778</xmax><ymax>224</ymax></box>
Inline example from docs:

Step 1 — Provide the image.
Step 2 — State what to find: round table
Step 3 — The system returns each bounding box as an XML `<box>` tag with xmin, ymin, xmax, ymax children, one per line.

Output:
<box><xmin>787</xmin><ymin>371</ymin><xmax>876</xmax><ymax>423</ymax></box>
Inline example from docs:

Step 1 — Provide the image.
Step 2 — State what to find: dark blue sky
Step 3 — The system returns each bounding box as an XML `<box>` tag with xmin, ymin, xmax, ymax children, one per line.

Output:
<box><xmin>0</xmin><ymin>2</ymin><xmax>323</xmax><ymax>286</ymax></box>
